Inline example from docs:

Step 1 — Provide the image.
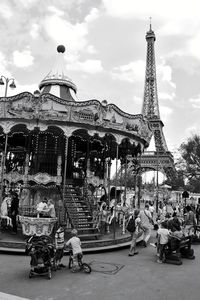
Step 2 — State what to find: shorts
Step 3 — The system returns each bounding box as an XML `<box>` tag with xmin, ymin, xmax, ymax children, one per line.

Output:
<box><xmin>55</xmin><ymin>248</ymin><xmax>64</xmax><ymax>261</ymax></box>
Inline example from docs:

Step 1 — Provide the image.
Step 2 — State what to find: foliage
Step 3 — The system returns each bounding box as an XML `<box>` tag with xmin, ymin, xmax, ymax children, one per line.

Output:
<box><xmin>178</xmin><ymin>134</ymin><xmax>200</xmax><ymax>192</ymax></box>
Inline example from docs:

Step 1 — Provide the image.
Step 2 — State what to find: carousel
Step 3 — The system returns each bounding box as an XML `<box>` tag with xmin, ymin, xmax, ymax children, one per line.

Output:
<box><xmin>0</xmin><ymin>45</ymin><xmax>152</xmax><ymax>240</ymax></box>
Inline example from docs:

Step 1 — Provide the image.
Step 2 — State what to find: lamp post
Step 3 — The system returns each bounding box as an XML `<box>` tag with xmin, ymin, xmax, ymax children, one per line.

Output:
<box><xmin>0</xmin><ymin>75</ymin><xmax>16</xmax><ymax>97</ymax></box>
<box><xmin>0</xmin><ymin>75</ymin><xmax>16</xmax><ymax>117</ymax></box>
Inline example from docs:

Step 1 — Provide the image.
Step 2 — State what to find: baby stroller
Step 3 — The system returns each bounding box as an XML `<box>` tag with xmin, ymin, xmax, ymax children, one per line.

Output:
<box><xmin>25</xmin><ymin>235</ymin><xmax>55</xmax><ymax>279</ymax></box>
<box><xmin>163</xmin><ymin>234</ymin><xmax>195</xmax><ymax>265</ymax></box>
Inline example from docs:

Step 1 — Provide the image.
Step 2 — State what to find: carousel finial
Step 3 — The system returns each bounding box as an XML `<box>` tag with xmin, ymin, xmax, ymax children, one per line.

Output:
<box><xmin>57</xmin><ymin>45</ymin><xmax>65</xmax><ymax>53</ymax></box>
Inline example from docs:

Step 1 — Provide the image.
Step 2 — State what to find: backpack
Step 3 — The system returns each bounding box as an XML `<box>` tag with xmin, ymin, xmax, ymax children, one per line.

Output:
<box><xmin>126</xmin><ymin>216</ymin><xmax>136</xmax><ymax>233</ymax></box>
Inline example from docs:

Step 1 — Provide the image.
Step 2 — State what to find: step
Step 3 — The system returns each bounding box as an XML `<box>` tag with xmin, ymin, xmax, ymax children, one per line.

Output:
<box><xmin>78</xmin><ymin>233</ymin><xmax>101</xmax><ymax>240</ymax></box>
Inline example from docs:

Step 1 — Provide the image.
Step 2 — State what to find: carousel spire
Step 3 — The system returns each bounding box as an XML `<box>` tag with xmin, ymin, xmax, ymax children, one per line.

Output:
<box><xmin>39</xmin><ymin>45</ymin><xmax>78</xmax><ymax>102</ymax></box>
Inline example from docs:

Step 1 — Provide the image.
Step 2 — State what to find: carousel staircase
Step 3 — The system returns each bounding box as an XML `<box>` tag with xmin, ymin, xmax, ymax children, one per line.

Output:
<box><xmin>64</xmin><ymin>181</ymin><xmax>100</xmax><ymax>240</ymax></box>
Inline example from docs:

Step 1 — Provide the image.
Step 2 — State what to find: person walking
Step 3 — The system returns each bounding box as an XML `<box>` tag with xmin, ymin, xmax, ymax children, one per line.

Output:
<box><xmin>128</xmin><ymin>209</ymin><xmax>143</xmax><ymax>256</ymax></box>
<box><xmin>10</xmin><ymin>192</ymin><xmax>19</xmax><ymax>235</ymax></box>
<box><xmin>139</xmin><ymin>203</ymin><xmax>153</xmax><ymax>247</ymax></box>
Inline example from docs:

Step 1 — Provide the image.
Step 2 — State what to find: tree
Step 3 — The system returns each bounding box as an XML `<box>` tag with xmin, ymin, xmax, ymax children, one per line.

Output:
<box><xmin>178</xmin><ymin>134</ymin><xmax>200</xmax><ymax>192</ymax></box>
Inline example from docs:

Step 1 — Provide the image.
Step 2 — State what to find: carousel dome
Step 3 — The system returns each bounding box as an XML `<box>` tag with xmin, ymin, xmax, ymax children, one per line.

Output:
<box><xmin>39</xmin><ymin>45</ymin><xmax>78</xmax><ymax>102</ymax></box>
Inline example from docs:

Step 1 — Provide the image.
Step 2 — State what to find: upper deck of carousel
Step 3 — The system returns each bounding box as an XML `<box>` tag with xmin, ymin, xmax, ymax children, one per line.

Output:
<box><xmin>0</xmin><ymin>45</ymin><xmax>152</xmax><ymax>148</ymax></box>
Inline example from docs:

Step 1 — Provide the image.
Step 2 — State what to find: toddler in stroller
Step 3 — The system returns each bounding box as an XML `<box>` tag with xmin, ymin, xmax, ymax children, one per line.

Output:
<box><xmin>25</xmin><ymin>235</ymin><xmax>55</xmax><ymax>279</ymax></box>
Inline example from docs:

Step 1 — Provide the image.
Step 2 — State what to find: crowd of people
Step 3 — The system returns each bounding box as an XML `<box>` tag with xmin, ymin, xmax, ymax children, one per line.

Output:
<box><xmin>127</xmin><ymin>200</ymin><xmax>199</xmax><ymax>263</ymax></box>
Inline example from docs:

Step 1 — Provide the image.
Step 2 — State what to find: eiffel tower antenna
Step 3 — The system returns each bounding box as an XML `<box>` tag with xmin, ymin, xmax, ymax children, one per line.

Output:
<box><xmin>149</xmin><ymin>16</ymin><xmax>152</xmax><ymax>30</ymax></box>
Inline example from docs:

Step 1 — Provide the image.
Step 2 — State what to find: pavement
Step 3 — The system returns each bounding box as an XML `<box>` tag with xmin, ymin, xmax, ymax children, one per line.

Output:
<box><xmin>0</xmin><ymin>237</ymin><xmax>200</xmax><ymax>300</ymax></box>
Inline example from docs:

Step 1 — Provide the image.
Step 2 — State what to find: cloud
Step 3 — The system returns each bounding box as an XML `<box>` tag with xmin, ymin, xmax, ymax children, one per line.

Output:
<box><xmin>0</xmin><ymin>3</ymin><xmax>13</xmax><ymax>19</ymax></box>
<box><xmin>30</xmin><ymin>24</ymin><xmax>40</xmax><ymax>39</ymax></box>
<box><xmin>0</xmin><ymin>81</ymin><xmax>38</xmax><ymax>97</ymax></box>
<box><xmin>159</xmin><ymin>92</ymin><xmax>175</xmax><ymax>101</ymax></box>
<box><xmin>12</xmin><ymin>49</ymin><xmax>34</xmax><ymax>68</ymax></box>
<box><xmin>103</xmin><ymin>0</ymin><xmax>200</xmax><ymax>20</ymax></box>
<box><xmin>67</xmin><ymin>59</ymin><xmax>103</xmax><ymax>74</ymax></box>
<box><xmin>111</xmin><ymin>60</ymin><xmax>145</xmax><ymax>83</ymax></box>
<box><xmin>160</xmin><ymin>105</ymin><xmax>173</xmax><ymax>123</ymax></box>
<box><xmin>185</xmin><ymin>125</ymin><xmax>200</xmax><ymax>138</ymax></box>
<box><xmin>189</xmin><ymin>95</ymin><xmax>200</xmax><ymax>108</ymax></box>
<box><xmin>157</xmin><ymin>59</ymin><xmax>176</xmax><ymax>88</ymax></box>
<box><xmin>84</xmin><ymin>7</ymin><xmax>99</xmax><ymax>22</ymax></box>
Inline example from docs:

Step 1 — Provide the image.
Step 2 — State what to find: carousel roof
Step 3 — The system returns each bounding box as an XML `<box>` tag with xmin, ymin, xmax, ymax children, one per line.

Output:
<box><xmin>39</xmin><ymin>45</ymin><xmax>78</xmax><ymax>102</ymax></box>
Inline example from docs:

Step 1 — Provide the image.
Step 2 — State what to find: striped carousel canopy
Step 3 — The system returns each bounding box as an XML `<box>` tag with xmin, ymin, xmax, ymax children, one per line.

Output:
<box><xmin>39</xmin><ymin>45</ymin><xmax>78</xmax><ymax>102</ymax></box>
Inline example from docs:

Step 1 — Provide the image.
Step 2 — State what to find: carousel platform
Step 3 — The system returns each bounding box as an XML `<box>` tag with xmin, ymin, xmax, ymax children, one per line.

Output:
<box><xmin>0</xmin><ymin>228</ymin><xmax>132</xmax><ymax>254</ymax></box>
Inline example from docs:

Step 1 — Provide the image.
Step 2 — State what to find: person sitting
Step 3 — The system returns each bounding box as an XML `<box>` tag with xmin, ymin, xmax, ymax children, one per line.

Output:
<box><xmin>65</xmin><ymin>229</ymin><xmax>82</xmax><ymax>272</ymax></box>
<box><xmin>36</xmin><ymin>198</ymin><xmax>48</xmax><ymax>217</ymax></box>
<box><xmin>46</xmin><ymin>199</ymin><xmax>56</xmax><ymax>218</ymax></box>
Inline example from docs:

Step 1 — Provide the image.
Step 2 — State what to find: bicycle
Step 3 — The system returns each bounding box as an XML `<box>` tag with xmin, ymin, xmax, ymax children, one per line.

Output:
<box><xmin>68</xmin><ymin>249</ymin><xmax>91</xmax><ymax>274</ymax></box>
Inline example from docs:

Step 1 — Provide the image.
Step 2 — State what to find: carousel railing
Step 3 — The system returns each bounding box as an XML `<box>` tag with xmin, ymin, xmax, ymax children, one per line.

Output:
<box><xmin>64</xmin><ymin>191</ymin><xmax>79</xmax><ymax>229</ymax></box>
<box><xmin>18</xmin><ymin>205</ymin><xmax>37</xmax><ymax>217</ymax></box>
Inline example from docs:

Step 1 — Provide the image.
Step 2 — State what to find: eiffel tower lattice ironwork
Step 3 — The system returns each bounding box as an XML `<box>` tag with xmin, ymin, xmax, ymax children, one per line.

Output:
<box><xmin>139</xmin><ymin>24</ymin><xmax>175</xmax><ymax>178</ymax></box>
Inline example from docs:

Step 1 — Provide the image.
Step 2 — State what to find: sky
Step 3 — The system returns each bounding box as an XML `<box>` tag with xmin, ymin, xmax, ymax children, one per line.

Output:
<box><xmin>1</xmin><ymin>0</ymin><xmax>200</xmax><ymax>158</ymax></box>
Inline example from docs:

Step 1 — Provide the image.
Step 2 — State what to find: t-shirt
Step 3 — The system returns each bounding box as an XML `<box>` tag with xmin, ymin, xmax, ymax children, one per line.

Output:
<box><xmin>66</xmin><ymin>236</ymin><xmax>82</xmax><ymax>255</ymax></box>
<box><xmin>157</xmin><ymin>228</ymin><xmax>169</xmax><ymax>245</ymax></box>
<box><xmin>139</xmin><ymin>209</ymin><xmax>152</xmax><ymax>227</ymax></box>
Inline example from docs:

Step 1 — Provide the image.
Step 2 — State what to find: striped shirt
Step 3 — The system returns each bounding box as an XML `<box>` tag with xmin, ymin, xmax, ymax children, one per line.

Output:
<box><xmin>55</xmin><ymin>230</ymin><xmax>65</xmax><ymax>249</ymax></box>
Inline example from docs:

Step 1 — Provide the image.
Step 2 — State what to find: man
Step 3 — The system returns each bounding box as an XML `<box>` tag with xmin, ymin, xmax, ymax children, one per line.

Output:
<box><xmin>10</xmin><ymin>192</ymin><xmax>19</xmax><ymax>234</ymax></box>
<box><xmin>184</xmin><ymin>205</ymin><xmax>196</xmax><ymax>236</ymax></box>
<box><xmin>139</xmin><ymin>203</ymin><xmax>154</xmax><ymax>247</ymax></box>
<box><xmin>149</xmin><ymin>202</ymin><xmax>155</xmax><ymax>218</ymax></box>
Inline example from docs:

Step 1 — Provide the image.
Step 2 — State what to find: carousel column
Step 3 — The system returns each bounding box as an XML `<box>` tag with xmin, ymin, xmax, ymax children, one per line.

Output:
<box><xmin>62</xmin><ymin>135</ymin><xmax>69</xmax><ymax>225</ymax></box>
<box><xmin>124</xmin><ymin>155</ymin><xmax>128</xmax><ymax>205</ymax></box>
<box><xmin>107</xmin><ymin>158</ymin><xmax>112</xmax><ymax>206</ymax></box>
<box><xmin>113</xmin><ymin>143</ymin><xmax>119</xmax><ymax>241</ymax></box>
<box><xmin>0</xmin><ymin>133</ymin><xmax>8</xmax><ymax>205</ymax></box>
<box><xmin>24</xmin><ymin>153</ymin><xmax>29</xmax><ymax>185</ymax></box>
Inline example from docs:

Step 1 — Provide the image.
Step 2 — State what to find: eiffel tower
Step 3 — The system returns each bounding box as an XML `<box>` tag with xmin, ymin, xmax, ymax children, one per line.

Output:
<box><xmin>139</xmin><ymin>23</ymin><xmax>175</xmax><ymax>178</ymax></box>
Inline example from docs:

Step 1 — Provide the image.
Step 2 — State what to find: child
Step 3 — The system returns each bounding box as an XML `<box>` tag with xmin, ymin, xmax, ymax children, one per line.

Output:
<box><xmin>157</xmin><ymin>221</ymin><xmax>170</xmax><ymax>263</ymax></box>
<box><xmin>66</xmin><ymin>229</ymin><xmax>82</xmax><ymax>272</ymax></box>
<box><xmin>54</xmin><ymin>226</ymin><xmax>66</xmax><ymax>269</ymax></box>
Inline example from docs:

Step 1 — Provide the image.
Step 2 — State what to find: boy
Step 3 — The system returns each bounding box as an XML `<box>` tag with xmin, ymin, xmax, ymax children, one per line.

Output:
<box><xmin>66</xmin><ymin>229</ymin><xmax>82</xmax><ymax>272</ymax></box>
<box><xmin>157</xmin><ymin>221</ymin><xmax>170</xmax><ymax>263</ymax></box>
<box><xmin>54</xmin><ymin>226</ymin><xmax>66</xmax><ymax>269</ymax></box>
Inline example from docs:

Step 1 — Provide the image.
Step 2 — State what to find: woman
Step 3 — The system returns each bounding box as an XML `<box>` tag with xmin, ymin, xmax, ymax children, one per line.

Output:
<box><xmin>128</xmin><ymin>209</ymin><xmax>144</xmax><ymax>256</ymax></box>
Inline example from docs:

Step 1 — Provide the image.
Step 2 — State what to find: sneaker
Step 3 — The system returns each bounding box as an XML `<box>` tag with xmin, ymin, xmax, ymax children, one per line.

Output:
<box><xmin>143</xmin><ymin>241</ymin><xmax>147</xmax><ymax>247</ymax></box>
<box><xmin>128</xmin><ymin>251</ymin><xmax>139</xmax><ymax>256</ymax></box>
<box><xmin>157</xmin><ymin>259</ymin><xmax>163</xmax><ymax>264</ymax></box>
<box><xmin>150</xmin><ymin>243</ymin><xmax>157</xmax><ymax>248</ymax></box>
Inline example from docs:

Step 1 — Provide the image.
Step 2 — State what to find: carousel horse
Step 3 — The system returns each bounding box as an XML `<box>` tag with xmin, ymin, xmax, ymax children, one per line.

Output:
<box><xmin>0</xmin><ymin>196</ymin><xmax>12</xmax><ymax>227</ymax></box>
<box><xmin>107</xmin><ymin>203</ymin><xmax>132</xmax><ymax>234</ymax></box>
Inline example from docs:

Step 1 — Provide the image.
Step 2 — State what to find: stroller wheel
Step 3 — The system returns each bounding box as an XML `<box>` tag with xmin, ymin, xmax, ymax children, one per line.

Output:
<box><xmin>48</xmin><ymin>268</ymin><xmax>52</xmax><ymax>279</ymax></box>
<box><xmin>29</xmin><ymin>271</ymin><xmax>33</xmax><ymax>278</ymax></box>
